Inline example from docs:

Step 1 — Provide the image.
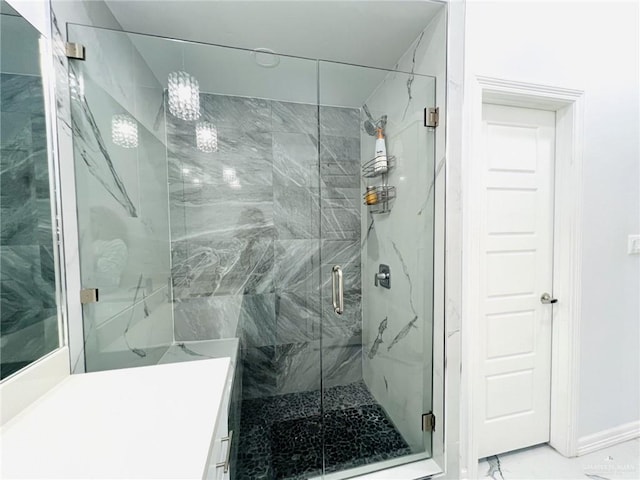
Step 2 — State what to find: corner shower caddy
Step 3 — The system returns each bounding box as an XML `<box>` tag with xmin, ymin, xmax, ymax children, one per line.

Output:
<box><xmin>362</xmin><ymin>155</ymin><xmax>396</xmax><ymax>214</ymax></box>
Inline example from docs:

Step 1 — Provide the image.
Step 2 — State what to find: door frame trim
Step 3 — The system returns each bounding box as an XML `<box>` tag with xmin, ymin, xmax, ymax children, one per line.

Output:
<box><xmin>461</xmin><ymin>75</ymin><xmax>584</xmax><ymax>478</ymax></box>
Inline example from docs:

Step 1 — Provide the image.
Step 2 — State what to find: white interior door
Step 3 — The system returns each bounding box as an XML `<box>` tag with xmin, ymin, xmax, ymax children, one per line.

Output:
<box><xmin>478</xmin><ymin>103</ymin><xmax>556</xmax><ymax>458</ymax></box>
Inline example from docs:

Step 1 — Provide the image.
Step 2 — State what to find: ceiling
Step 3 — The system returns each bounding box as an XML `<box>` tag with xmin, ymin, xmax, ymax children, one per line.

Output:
<box><xmin>104</xmin><ymin>1</ymin><xmax>444</xmax><ymax>70</ymax></box>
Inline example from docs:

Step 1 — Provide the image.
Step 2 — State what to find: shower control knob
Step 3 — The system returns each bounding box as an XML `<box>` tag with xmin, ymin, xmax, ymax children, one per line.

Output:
<box><xmin>374</xmin><ymin>272</ymin><xmax>389</xmax><ymax>286</ymax></box>
<box><xmin>374</xmin><ymin>265</ymin><xmax>391</xmax><ymax>289</ymax></box>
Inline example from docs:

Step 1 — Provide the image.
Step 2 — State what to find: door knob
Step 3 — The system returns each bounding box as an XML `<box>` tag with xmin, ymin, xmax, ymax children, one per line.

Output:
<box><xmin>540</xmin><ymin>292</ymin><xmax>558</xmax><ymax>304</ymax></box>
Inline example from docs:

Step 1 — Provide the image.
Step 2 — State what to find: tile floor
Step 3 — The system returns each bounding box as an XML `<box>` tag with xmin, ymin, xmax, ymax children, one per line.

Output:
<box><xmin>479</xmin><ymin>438</ymin><xmax>640</xmax><ymax>480</ymax></box>
<box><xmin>236</xmin><ymin>381</ymin><xmax>412</xmax><ymax>480</ymax></box>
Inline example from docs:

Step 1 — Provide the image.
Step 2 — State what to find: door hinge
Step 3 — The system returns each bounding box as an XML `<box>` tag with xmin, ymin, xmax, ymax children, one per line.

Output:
<box><xmin>80</xmin><ymin>288</ymin><xmax>99</xmax><ymax>304</ymax></box>
<box><xmin>65</xmin><ymin>42</ymin><xmax>86</xmax><ymax>60</ymax></box>
<box><xmin>424</xmin><ymin>107</ymin><xmax>439</xmax><ymax>128</ymax></box>
<box><xmin>422</xmin><ymin>412</ymin><xmax>436</xmax><ymax>431</ymax></box>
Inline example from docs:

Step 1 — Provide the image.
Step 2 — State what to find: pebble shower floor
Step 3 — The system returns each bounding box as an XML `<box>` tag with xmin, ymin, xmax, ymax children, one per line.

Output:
<box><xmin>236</xmin><ymin>381</ymin><xmax>412</xmax><ymax>479</ymax></box>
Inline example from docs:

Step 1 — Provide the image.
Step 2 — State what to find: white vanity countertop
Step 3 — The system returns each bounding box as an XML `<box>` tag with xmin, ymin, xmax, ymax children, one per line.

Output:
<box><xmin>0</xmin><ymin>357</ymin><xmax>231</xmax><ymax>479</ymax></box>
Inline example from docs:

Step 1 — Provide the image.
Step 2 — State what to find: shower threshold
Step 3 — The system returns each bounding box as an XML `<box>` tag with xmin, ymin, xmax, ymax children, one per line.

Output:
<box><xmin>237</xmin><ymin>381</ymin><xmax>412</xmax><ymax>480</ymax></box>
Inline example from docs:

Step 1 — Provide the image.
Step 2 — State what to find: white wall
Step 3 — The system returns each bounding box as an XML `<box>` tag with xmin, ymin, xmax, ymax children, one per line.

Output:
<box><xmin>463</xmin><ymin>0</ymin><xmax>640</xmax><ymax>440</ymax></box>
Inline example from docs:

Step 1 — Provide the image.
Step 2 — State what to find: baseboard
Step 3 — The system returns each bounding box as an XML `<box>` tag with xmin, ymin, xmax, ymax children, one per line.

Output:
<box><xmin>577</xmin><ymin>420</ymin><xmax>640</xmax><ymax>456</ymax></box>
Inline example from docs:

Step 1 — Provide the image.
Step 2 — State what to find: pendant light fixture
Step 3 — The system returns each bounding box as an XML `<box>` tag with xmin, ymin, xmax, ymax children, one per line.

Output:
<box><xmin>111</xmin><ymin>114</ymin><xmax>138</xmax><ymax>148</ymax></box>
<box><xmin>196</xmin><ymin>121</ymin><xmax>218</xmax><ymax>153</ymax></box>
<box><xmin>168</xmin><ymin>70</ymin><xmax>200</xmax><ymax>121</ymax></box>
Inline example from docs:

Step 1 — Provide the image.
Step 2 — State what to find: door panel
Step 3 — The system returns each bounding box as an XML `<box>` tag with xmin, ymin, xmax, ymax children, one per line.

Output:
<box><xmin>479</xmin><ymin>104</ymin><xmax>556</xmax><ymax>458</ymax></box>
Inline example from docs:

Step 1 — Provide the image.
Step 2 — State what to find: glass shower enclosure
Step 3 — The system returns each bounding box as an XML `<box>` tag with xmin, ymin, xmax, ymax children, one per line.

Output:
<box><xmin>66</xmin><ymin>23</ymin><xmax>437</xmax><ymax>480</ymax></box>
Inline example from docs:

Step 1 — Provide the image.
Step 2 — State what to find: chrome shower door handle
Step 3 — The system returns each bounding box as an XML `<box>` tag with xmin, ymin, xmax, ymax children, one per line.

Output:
<box><xmin>331</xmin><ymin>265</ymin><xmax>344</xmax><ymax>315</ymax></box>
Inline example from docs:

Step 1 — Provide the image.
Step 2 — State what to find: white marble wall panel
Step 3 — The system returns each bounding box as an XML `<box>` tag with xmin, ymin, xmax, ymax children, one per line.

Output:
<box><xmin>51</xmin><ymin>15</ymin><xmax>173</xmax><ymax>372</ymax></box>
<box><xmin>84</xmin><ymin>285</ymin><xmax>172</xmax><ymax>371</ymax></box>
<box><xmin>67</xmin><ymin>24</ymin><xmax>165</xmax><ymax>143</ymax></box>
<box><xmin>360</xmin><ymin>58</ymin><xmax>437</xmax><ymax>454</ymax></box>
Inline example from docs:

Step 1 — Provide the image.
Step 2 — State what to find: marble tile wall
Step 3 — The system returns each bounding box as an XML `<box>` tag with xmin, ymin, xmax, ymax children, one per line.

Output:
<box><xmin>0</xmin><ymin>72</ymin><xmax>58</xmax><ymax>379</ymax></box>
<box><xmin>169</xmin><ymin>94</ymin><xmax>362</xmax><ymax>398</ymax></box>
<box><xmin>360</xmin><ymin>58</ymin><xmax>437</xmax><ymax>452</ymax></box>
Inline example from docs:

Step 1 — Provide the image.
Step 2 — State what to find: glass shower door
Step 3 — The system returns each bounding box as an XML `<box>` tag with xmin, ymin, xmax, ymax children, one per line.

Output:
<box><xmin>65</xmin><ymin>21</ymin><xmax>438</xmax><ymax>479</ymax></box>
<box><xmin>67</xmin><ymin>24</ymin><xmax>173</xmax><ymax>373</ymax></box>
<box><xmin>319</xmin><ymin>61</ymin><xmax>437</xmax><ymax>478</ymax></box>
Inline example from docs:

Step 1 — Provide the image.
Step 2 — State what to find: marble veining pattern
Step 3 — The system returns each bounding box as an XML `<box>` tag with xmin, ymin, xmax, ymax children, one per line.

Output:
<box><xmin>168</xmin><ymin>94</ymin><xmax>362</xmax><ymax>399</ymax></box>
<box><xmin>486</xmin><ymin>455</ymin><xmax>505</xmax><ymax>480</ymax></box>
<box><xmin>68</xmin><ymin>64</ymin><xmax>138</xmax><ymax>217</ymax></box>
<box><xmin>361</xmin><ymin>68</ymin><xmax>436</xmax><ymax>453</ymax></box>
<box><xmin>402</xmin><ymin>31</ymin><xmax>425</xmax><ymax>121</ymax></box>
<box><xmin>478</xmin><ymin>440</ymin><xmax>640</xmax><ymax>480</ymax></box>
<box><xmin>368</xmin><ymin>317</ymin><xmax>387</xmax><ymax>359</ymax></box>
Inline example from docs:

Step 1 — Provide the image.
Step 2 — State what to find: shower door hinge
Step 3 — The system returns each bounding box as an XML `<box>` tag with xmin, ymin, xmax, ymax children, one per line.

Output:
<box><xmin>422</xmin><ymin>412</ymin><xmax>436</xmax><ymax>431</ymax></box>
<box><xmin>65</xmin><ymin>42</ymin><xmax>86</xmax><ymax>60</ymax></box>
<box><xmin>424</xmin><ymin>107</ymin><xmax>439</xmax><ymax>128</ymax></box>
<box><xmin>80</xmin><ymin>288</ymin><xmax>99</xmax><ymax>304</ymax></box>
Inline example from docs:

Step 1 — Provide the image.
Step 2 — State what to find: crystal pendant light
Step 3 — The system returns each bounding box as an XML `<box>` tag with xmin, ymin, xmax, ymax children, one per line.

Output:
<box><xmin>168</xmin><ymin>71</ymin><xmax>200</xmax><ymax>121</ymax></box>
<box><xmin>111</xmin><ymin>114</ymin><xmax>138</xmax><ymax>148</ymax></box>
<box><xmin>196</xmin><ymin>121</ymin><xmax>218</xmax><ymax>153</ymax></box>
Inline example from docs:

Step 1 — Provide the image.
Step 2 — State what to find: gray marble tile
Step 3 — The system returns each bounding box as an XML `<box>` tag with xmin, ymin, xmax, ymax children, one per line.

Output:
<box><xmin>239</xmin><ymin>293</ymin><xmax>276</xmax><ymax>347</ymax></box>
<box><xmin>0</xmin><ymin>244</ymin><xmax>55</xmax><ymax>338</ymax></box>
<box><xmin>0</xmin><ymin>200</ymin><xmax>37</xmax><ymax>245</ymax></box>
<box><xmin>173</xmin><ymin>294</ymin><xmax>243</xmax><ymax>341</ymax></box>
<box><xmin>274</xmin><ymin>240</ymin><xmax>320</xmax><ymax>294</ymax></box>
<box><xmin>0</xmin><ymin>74</ymin><xmax>44</xmax><ymax>114</ymax></box>
<box><xmin>275</xmin><ymin>291</ymin><xmax>319</xmax><ymax>344</ymax></box>
<box><xmin>30</xmin><ymin>114</ymin><xmax>46</xmax><ymax>143</ymax></box>
<box><xmin>166</xmin><ymin>152</ymin><xmax>184</xmax><ymax>185</ymax></box>
<box><xmin>182</xmin><ymin>183</ymin><xmax>273</xmax><ymax>242</ymax></box>
<box><xmin>169</xmin><ymin>184</ymin><xmax>186</xmax><ymax>241</ymax></box>
<box><xmin>39</xmin><ymin>245</ymin><xmax>55</xmax><ymax>286</ymax></box>
<box><xmin>320</xmin><ymin>106</ymin><xmax>360</xmax><ymax>138</ymax></box>
<box><xmin>37</xmin><ymin>199</ymin><xmax>53</xmax><ymax>246</ymax></box>
<box><xmin>242</xmin><ymin>345</ymin><xmax>277</xmax><ymax>399</ymax></box>
<box><xmin>167</xmin><ymin>94</ymin><xmax>363</xmax><ymax>393</ymax></box>
<box><xmin>320</xmin><ymin>239</ymin><xmax>360</xmax><ymax>266</ymax></box>
<box><xmin>275</xmin><ymin>341</ymin><xmax>321</xmax><ymax>394</ymax></box>
<box><xmin>0</xmin><ymin>148</ymin><xmax>35</xmax><ymax>208</ymax></box>
<box><xmin>274</xmin><ymin>184</ymin><xmax>318</xmax><ymax>240</ymax></box>
<box><xmin>1</xmin><ymin>279</ymin><xmax>43</xmax><ymax>331</ymax></box>
<box><xmin>272</xmin><ymin>132</ymin><xmax>318</xmax><ymax>187</ymax></box>
<box><xmin>320</xmin><ymin>204</ymin><xmax>360</xmax><ymax>240</ymax></box>
<box><xmin>320</xmin><ymin>186</ymin><xmax>360</xmax><ymax>211</ymax></box>
<box><xmin>322</xmin><ymin>343</ymin><xmax>363</xmax><ymax>388</ymax></box>
<box><xmin>0</xmin><ymin>245</ymin><xmax>40</xmax><ymax>282</ymax></box>
<box><xmin>320</xmin><ymin>135</ymin><xmax>360</xmax><ymax>166</ymax></box>
<box><xmin>0</xmin><ymin>111</ymin><xmax>32</xmax><ymax>147</ymax></box>
<box><xmin>271</xmin><ymin>101</ymin><xmax>317</xmax><ymax>134</ymax></box>
<box><xmin>200</xmin><ymin>94</ymin><xmax>271</xmax><ymax>133</ymax></box>
<box><xmin>167</xmin><ymin>127</ymin><xmax>273</xmax><ymax>187</ymax></box>
<box><xmin>322</xmin><ymin>300</ymin><xmax>362</xmax><ymax>345</ymax></box>
<box><xmin>33</xmin><ymin>150</ymin><xmax>50</xmax><ymax>199</ymax></box>
<box><xmin>172</xmin><ymin>237</ymin><xmax>274</xmax><ymax>298</ymax></box>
